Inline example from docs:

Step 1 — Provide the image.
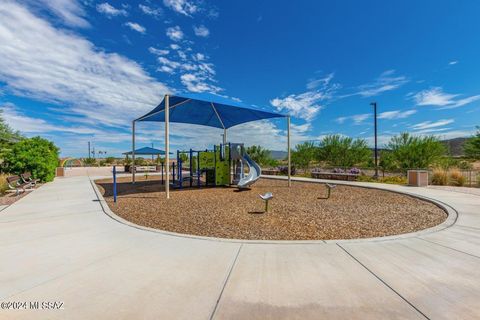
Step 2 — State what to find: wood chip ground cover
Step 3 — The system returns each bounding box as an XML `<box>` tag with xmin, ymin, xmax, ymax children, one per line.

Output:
<box><xmin>95</xmin><ymin>177</ymin><xmax>447</xmax><ymax>240</ymax></box>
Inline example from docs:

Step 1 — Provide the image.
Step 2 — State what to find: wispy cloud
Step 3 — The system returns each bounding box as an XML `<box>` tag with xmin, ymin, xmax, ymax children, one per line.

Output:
<box><xmin>355</xmin><ymin>70</ymin><xmax>408</xmax><ymax>97</ymax></box>
<box><xmin>411</xmin><ymin>119</ymin><xmax>454</xmax><ymax>130</ymax></box>
<box><xmin>96</xmin><ymin>2</ymin><xmax>127</xmax><ymax>17</ymax></box>
<box><xmin>29</xmin><ymin>0</ymin><xmax>89</xmax><ymax>27</ymax></box>
<box><xmin>193</xmin><ymin>25</ymin><xmax>209</xmax><ymax>37</ymax></box>
<box><xmin>270</xmin><ymin>74</ymin><xmax>338</xmax><ymax>121</ymax></box>
<box><xmin>335</xmin><ymin>113</ymin><xmax>370</xmax><ymax>125</ymax></box>
<box><xmin>0</xmin><ymin>1</ymin><xmax>169</xmax><ymax>127</ymax></box>
<box><xmin>378</xmin><ymin>109</ymin><xmax>417</xmax><ymax>120</ymax></box>
<box><xmin>448</xmin><ymin>60</ymin><xmax>458</xmax><ymax>65</ymax></box>
<box><xmin>125</xmin><ymin>22</ymin><xmax>146</xmax><ymax>34</ymax></box>
<box><xmin>163</xmin><ymin>0</ymin><xmax>197</xmax><ymax>17</ymax></box>
<box><xmin>166</xmin><ymin>26</ymin><xmax>184</xmax><ymax>41</ymax></box>
<box><xmin>414</xmin><ymin>87</ymin><xmax>480</xmax><ymax>109</ymax></box>
<box><xmin>138</xmin><ymin>4</ymin><xmax>162</xmax><ymax>18</ymax></box>
<box><xmin>306</xmin><ymin>73</ymin><xmax>335</xmax><ymax>90</ymax></box>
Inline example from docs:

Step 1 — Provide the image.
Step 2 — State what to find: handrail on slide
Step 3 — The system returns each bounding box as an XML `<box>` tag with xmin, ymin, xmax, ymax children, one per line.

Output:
<box><xmin>237</xmin><ymin>153</ymin><xmax>261</xmax><ymax>188</ymax></box>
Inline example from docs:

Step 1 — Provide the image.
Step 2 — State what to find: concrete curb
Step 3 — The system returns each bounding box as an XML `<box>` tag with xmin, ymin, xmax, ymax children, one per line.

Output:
<box><xmin>89</xmin><ymin>175</ymin><xmax>458</xmax><ymax>244</ymax></box>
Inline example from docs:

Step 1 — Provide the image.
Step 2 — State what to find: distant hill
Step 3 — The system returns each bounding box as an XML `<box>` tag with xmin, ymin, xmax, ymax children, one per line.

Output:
<box><xmin>442</xmin><ymin>137</ymin><xmax>468</xmax><ymax>157</ymax></box>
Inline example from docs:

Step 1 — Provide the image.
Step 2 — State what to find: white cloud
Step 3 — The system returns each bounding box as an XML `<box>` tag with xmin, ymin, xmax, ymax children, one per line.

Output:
<box><xmin>163</xmin><ymin>0</ymin><xmax>197</xmax><ymax>16</ymax></box>
<box><xmin>166</xmin><ymin>26</ymin><xmax>184</xmax><ymax>41</ymax></box>
<box><xmin>30</xmin><ymin>0</ymin><xmax>89</xmax><ymax>27</ymax></box>
<box><xmin>356</xmin><ymin>70</ymin><xmax>408</xmax><ymax>97</ymax></box>
<box><xmin>1</xmin><ymin>103</ymin><xmax>100</xmax><ymax>135</ymax></box>
<box><xmin>96</xmin><ymin>2</ymin><xmax>127</xmax><ymax>17</ymax></box>
<box><xmin>335</xmin><ymin>113</ymin><xmax>370</xmax><ymax>125</ymax></box>
<box><xmin>306</xmin><ymin>73</ymin><xmax>334</xmax><ymax>90</ymax></box>
<box><xmin>0</xmin><ymin>1</ymin><xmax>169</xmax><ymax>127</ymax></box>
<box><xmin>170</xmin><ymin>44</ymin><xmax>180</xmax><ymax>50</ymax></box>
<box><xmin>270</xmin><ymin>75</ymin><xmax>338</xmax><ymax>121</ymax></box>
<box><xmin>378</xmin><ymin>109</ymin><xmax>417</xmax><ymax>120</ymax></box>
<box><xmin>414</xmin><ymin>87</ymin><xmax>480</xmax><ymax>109</ymax></box>
<box><xmin>138</xmin><ymin>4</ymin><xmax>162</xmax><ymax>18</ymax></box>
<box><xmin>448</xmin><ymin>60</ymin><xmax>458</xmax><ymax>65</ymax></box>
<box><xmin>193</xmin><ymin>25</ymin><xmax>210</xmax><ymax>37</ymax></box>
<box><xmin>148</xmin><ymin>47</ymin><xmax>169</xmax><ymax>55</ymax></box>
<box><xmin>125</xmin><ymin>22</ymin><xmax>146</xmax><ymax>34</ymax></box>
<box><xmin>411</xmin><ymin>119</ymin><xmax>454</xmax><ymax>130</ymax></box>
<box><xmin>180</xmin><ymin>73</ymin><xmax>221</xmax><ymax>93</ymax></box>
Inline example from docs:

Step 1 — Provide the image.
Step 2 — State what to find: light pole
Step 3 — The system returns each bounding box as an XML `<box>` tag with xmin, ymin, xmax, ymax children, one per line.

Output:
<box><xmin>370</xmin><ymin>102</ymin><xmax>378</xmax><ymax>179</ymax></box>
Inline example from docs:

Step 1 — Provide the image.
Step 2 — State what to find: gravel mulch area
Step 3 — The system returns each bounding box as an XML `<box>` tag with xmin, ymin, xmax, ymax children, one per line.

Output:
<box><xmin>96</xmin><ymin>177</ymin><xmax>447</xmax><ymax>240</ymax></box>
<box><xmin>0</xmin><ymin>190</ymin><xmax>29</xmax><ymax>206</ymax></box>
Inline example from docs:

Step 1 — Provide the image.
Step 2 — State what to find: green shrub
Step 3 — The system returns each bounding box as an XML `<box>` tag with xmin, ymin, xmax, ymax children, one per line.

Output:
<box><xmin>431</xmin><ymin>169</ymin><xmax>448</xmax><ymax>185</ymax></box>
<box><xmin>3</xmin><ymin>137</ymin><xmax>59</xmax><ymax>182</ymax></box>
<box><xmin>449</xmin><ymin>169</ymin><xmax>466</xmax><ymax>186</ymax></box>
<box><xmin>357</xmin><ymin>175</ymin><xmax>376</xmax><ymax>183</ymax></box>
<box><xmin>83</xmin><ymin>157</ymin><xmax>97</xmax><ymax>166</ymax></box>
<box><xmin>0</xmin><ymin>173</ymin><xmax>10</xmax><ymax>194</ymax></box>
<box><xmin>379</xmin><ymin>176</ymin><xmax>407</xmax><ymax>185</ymax></box>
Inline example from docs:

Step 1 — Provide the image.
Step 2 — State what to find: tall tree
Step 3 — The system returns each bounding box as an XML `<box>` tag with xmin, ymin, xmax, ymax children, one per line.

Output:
<box><xmin>291</xmin><ymin>141</ymin><xmax>317</xmax><ymax>171</ymax></box>
<box><xmin>464</xmin><ymin>127</ymin><xmax>480</xmax><ymax>159</ymax></box>
<box><xmin>387</xmin><ymin>133</ymin><xmax>445</xmax><ymax>170</ymax></box>
<box><xmin>317</xmin><ymin>135</ymin><xmax>371</xmax><ymax>168</ymax></box>
<box><xmin>245</xmin><ymin>145</ymin><xmax>276</xmax><ymax>166</ymax></box>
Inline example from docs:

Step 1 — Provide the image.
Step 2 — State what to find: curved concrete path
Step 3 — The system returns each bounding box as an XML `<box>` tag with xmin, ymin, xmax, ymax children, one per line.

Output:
<box><xmin>1</xmin><ymin>176</ymin><xmax>479</xmax><ymax>320</ymax></box>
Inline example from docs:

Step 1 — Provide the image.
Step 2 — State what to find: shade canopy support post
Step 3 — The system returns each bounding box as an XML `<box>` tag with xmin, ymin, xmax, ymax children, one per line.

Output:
<box><xmin>165</xmin><ymin>94</ymin><xmax>170</xmax><ymax>199</ymax></box>
<box><xmin>132</xmin><ymin>120</ymin><xmax>136</xmax><ymax>184</ymax></box>
<box><xmin>223</xmin><ymin>128</ymin><xmax>227</xmax><ymax>145</ymax></box>
<box><xmin>287</xmin><ymin>116</ymin><xmax>291</xmax><ymax>187</ymax></box>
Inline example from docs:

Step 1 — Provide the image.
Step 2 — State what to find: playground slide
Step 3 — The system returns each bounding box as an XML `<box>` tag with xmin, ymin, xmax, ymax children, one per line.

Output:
<box><xmin>237</xmin><ymin>153</ymin><xmax>261</xmax><ymax>188</ymax></box>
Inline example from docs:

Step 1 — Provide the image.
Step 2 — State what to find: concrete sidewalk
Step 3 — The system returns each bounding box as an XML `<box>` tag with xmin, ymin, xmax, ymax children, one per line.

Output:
<box><xmin>0</xmin><ymin>176</ymin><xmax>479</xmax><ymax>319</ymax></box>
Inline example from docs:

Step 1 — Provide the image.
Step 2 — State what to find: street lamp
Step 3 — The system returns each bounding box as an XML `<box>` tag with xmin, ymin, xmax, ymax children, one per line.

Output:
<box><xmin>370</xmin><ymin>102</ymin><xmax>379</xmax><ymax>179</ymax></box>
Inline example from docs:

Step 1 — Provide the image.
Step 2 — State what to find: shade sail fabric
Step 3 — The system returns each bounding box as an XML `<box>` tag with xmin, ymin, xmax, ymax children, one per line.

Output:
<box><xmin>136</xmin><ymin>95</ymin><xmax>286</xmax><ymax>129</ymax></box>
<box><xmin>123</xmin><ymin>147</ymin><xmax>171</xmax><ymax>155</ymax></box>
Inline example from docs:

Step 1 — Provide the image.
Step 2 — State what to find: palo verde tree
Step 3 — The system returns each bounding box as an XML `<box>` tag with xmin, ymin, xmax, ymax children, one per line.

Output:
<box><xmin>291</xmin><ymin>141</ymin><xmax>317</xmax><ymax>172</ymax></box>
<box><xmin>386</xmin><ymin>132</ymin><xmax>445</xmax><ymax>170</ymax></box>
<box><xmin>0</xmin><ymin>110</ymin><xmax>23</xmax><ymax>167</ymax></box>
<box><xmin>317</xmin><ymin>134</ymin><xmax>371</xmax><ymax>168</ymax></box>
<box><xmin>245</xmin><ymin>145</ymin><xmax>277</xmax><ymax>166</ymax></box>
<box><xmin>464</xmin><ymin>126</ymin><xmax>480</xmax><ymax>159</ymax></box>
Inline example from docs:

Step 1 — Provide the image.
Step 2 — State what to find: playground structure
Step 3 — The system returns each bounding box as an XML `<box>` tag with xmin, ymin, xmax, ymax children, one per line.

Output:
<box><xmin>171</xmin><ymin>142</ymin><xmax>260</xmax><ymax>189</ymax></box>
<box><xmin>132</xmin><ymin>95</ymin><xmax>291</xmax><ymax>198</ymax></box>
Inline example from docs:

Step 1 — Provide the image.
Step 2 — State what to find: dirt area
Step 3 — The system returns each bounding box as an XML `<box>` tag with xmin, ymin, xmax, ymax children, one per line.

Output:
<box><xmin>0</xmin><ymin>190</ymin><xmax>30</xmax><ymax>207</ymax></box>
<box><xmin>95</xmin><ymin>176</ymin><xmax>447</xmax><ymax>240</ymax></box>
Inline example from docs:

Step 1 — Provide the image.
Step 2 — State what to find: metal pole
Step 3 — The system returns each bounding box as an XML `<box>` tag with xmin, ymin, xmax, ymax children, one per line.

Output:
<box><xmin>113</xmin><ymin>165</ymin><xmax>117</xmax><ymax>203</ymax></box>
<box><xmin>287</xmin><ymin>116</ymin><xmax>291</xmax><ymax>187</ymax></box>
<box><xmin>165</xmin><ymin>94</ymin><xmax>170</xmax><ymax>199</ymax></box>
<box><xmin>371</xmin><ymin>102</ymin><xmax>378</xmax><ymax>179</ymax></box>
<box><xmin>88</xmin><ymin>141</ymin><xmax>91</xmax><ymax>159</ymax></box>
<box><xmin>223</xmin><ymin>128</ymin><xmax>227</xmax><ymax>145</ymax></box>
<box><xmin>132</xmin><ymin>121</ymin><xmax>136</xmax><ymax>183</ymax></box>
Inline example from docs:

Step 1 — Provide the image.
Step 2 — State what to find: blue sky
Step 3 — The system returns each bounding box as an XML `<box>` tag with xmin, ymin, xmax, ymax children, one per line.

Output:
<box><xmin>0</xmin><ymin>0</ymin><xmax>479</xmax><ymax>158</ymax></box>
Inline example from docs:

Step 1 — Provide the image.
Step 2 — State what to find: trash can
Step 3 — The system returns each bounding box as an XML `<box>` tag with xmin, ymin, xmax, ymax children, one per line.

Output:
<box><xmin>56</xmin><ymin>167</ymin><xmax>65</xmax><ymax>177</ymax></box>
<box><xmin>408</xmin><ymin>170</ymin><xmax>429</xmax><ymax>187</ymax></box>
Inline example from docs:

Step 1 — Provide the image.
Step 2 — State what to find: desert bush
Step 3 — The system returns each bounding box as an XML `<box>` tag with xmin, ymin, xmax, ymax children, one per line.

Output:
<box><xmin>357</xmin><ymin>175</ymin><xmax>375</xmax><ymax>182</ymax></box>
<box><xmin>448</xmin><ymin>169</ymin><xmax>466</xmax><ymax>186</ymax></box>
<box><xmin>379</xmin><ymin>176</ymin><xmax>407</xmax><ymax>185</ymax></box>
<box><xmin>0</xmin><ymin>173</ymin><xmax>9</xmax><ymax>194</ymax></box>
<box><xmin>83</xmin><ymin>157</ymin><xmax>97</xmax><ymax>166</ymax></box>
<box><xmin>317</xmin><ymin>135</ymin><xmax>371</xmax><ymax>167</ymax></box>
<box><xmin>431</xmin><ymin>169</ymin><xmax>448</xmax><ymax>185</ymax></box>
<box><xmin>3</xmin><ymin>137</ymin><xmax>59</xmax><ymax>182</ymax></box>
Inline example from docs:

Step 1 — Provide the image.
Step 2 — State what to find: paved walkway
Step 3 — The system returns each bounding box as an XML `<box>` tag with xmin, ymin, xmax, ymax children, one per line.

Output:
<box><xmin>1</xmin><ymin>176</ymin><xmax>479</xmax><ymax>319</ymax></box>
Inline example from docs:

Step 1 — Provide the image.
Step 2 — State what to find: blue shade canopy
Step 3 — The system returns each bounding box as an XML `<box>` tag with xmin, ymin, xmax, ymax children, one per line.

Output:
<box><xmin>136</xmin><ymin>95</ymin><xmax>287</xmax><ymax>129</ymax></box>
<box><xmin>123</xmin><ymin>147</ymin><xmax>172</xmax><ymax>155</ymax></box>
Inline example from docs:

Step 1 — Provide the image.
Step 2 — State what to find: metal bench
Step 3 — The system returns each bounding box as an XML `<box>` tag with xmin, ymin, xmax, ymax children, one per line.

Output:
<box><xmin>6</xmin><ymin>176</ymin><xmax>33</xmax><ymax>195</ymax></box>
<box><xmin>21</xmin><ymin>172</ymin><xmax>39</xmax><ymax>187</ymax></box>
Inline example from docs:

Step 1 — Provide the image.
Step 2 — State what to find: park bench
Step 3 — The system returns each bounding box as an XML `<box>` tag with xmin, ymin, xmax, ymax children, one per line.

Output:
<box><xmin>133</xmin><ymin>166</ymin><xmax>157</xmax><ymax>173</ymax></box>
<box><xmin>311</xmin><ymin>171</ymin><xmax>359</xmax><ymax>181</ymax></box>
<box><xmin>21</xmin><ymin>172</ymin><xmax>39</xmax><ymax>187</ymax></box>
<box><xmin>6</xmin><ymin>175</ymin><xmax>33</xmax><ymax>195</ymax></box>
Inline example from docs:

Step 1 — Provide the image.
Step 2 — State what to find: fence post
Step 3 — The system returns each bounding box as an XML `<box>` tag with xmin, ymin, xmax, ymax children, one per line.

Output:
<box><xmin>113</xmin><ymin>165</ymin><xmax>117</xmax><ymax>203</ymax></box>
